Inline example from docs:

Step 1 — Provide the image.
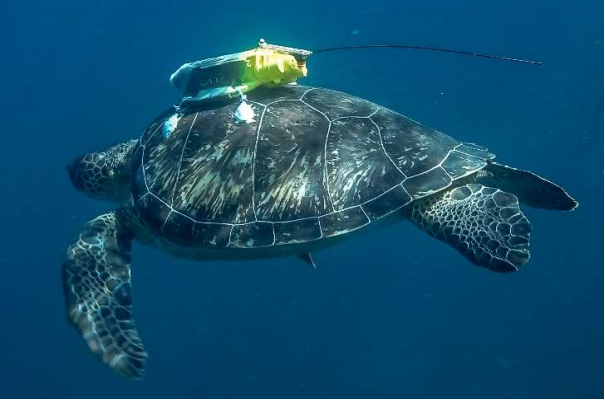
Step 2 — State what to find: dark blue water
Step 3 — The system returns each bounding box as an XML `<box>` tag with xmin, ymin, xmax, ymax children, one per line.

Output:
<box><xmin>1</xmin><ymin>0</ymin><xmax>602</xmax><ymax>397</ymax></box>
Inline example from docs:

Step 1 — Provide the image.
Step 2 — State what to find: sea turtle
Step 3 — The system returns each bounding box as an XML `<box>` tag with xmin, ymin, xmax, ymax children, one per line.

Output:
<box><xmin>63</xmin><ymin>85</ymin><xmax>577</xmax><ymax>379</ymax></box>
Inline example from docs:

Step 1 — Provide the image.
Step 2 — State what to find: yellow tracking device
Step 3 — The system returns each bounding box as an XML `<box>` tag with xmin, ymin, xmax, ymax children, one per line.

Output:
<box><xmin>170</xmin><ymin>39</ymin><xmax>312</xmax><ymax>108</ymax></box>
<box><xmin>170</xmin><ymin>38</ymin><xmax>540</xmax><ymax>110</ymax></box>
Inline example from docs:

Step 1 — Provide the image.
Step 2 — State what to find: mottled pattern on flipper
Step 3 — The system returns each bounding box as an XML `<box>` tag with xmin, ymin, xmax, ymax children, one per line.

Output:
<box><xmin>406</xmin><ymin>184</ymin><xmax>532</xmax><ymax>272</ymax></box>
<box><xmin>62</xmin><ymin>212</ymin><xmax>147</xmax><ymax>379</ymax></box>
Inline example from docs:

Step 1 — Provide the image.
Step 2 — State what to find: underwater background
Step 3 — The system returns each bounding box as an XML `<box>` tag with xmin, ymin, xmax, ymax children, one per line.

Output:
<box><xmin>0</xmin><ymin>0</ymin><xmax>602</xmax><ymax>398</ymax></box>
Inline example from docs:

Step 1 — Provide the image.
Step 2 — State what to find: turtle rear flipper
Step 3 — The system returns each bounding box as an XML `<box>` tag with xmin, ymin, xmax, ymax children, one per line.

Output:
<box><xmin>476</xmin><ymin>162</ymin><xmax>578</xmax><ymax>211</ymax></box>
<box><xmin>62</xmin><ymin>211</ymin><xmax>147</xmax><ymax>379</ymax></box>
<box><xmin>405</xmin><ymin>184</ymin><xmax>532</xmax><ymax>273</ymax></box>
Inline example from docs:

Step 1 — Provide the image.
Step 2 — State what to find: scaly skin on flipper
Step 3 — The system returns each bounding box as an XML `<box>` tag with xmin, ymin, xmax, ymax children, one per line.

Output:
<box><xmin>405</xmin><ymin>184</ymin><xmax>532</xmax><ymax>272</ymax></box>
<box><xmin>63</xmin><ymin>210</ymin><xmax>147</xmax><ymax>379</ymax></box>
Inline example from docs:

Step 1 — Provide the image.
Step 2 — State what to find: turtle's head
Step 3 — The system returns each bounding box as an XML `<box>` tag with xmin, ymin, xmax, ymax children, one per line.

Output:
<box><xmin>68</xmin><ymin>140</ymin><xmax>138</xmax><ymax>202</ymax></box>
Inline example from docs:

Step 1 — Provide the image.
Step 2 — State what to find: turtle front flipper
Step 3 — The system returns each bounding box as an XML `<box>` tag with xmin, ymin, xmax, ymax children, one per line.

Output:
<box><xmin>404</xmin><ymin>184</ymin><xmax>532</xmax><ymax>273</ymax></box>
<box><xmin>62</xmin><ymin>211</ymin><xmax>147</xmax><ymax>379</ymax></box>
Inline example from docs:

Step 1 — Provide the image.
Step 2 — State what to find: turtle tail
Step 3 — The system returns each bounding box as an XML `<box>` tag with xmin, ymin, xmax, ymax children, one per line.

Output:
<box><xmin>473</xmin><ymin>162</ymin><xmax>578</xmax><ymax>211</ymax></box>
